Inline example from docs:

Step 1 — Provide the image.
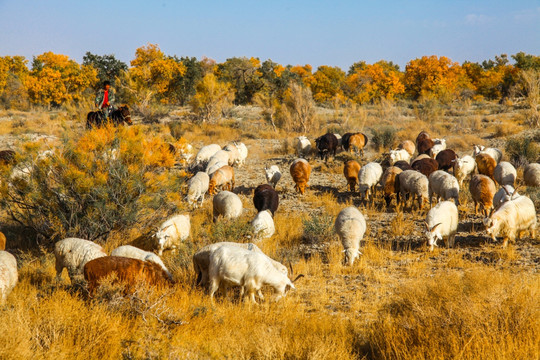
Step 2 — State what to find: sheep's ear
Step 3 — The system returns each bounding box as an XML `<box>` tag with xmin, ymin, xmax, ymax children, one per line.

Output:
<box><xmin>430</xmin><ymin>223</ymin><xmax>442</xmax><ymax>232</ymax></box>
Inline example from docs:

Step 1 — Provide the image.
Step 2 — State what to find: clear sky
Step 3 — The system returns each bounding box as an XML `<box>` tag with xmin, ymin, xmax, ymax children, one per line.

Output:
<box><xmin>0</xmin><ymin>0</ymin><xmax>538</xmax><ymax>71</ymax></box>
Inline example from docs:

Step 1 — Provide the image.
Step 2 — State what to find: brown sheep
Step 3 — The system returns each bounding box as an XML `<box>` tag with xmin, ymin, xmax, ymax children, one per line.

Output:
<box><xmin>415</xmin><ymin>131</ymin><xmax>430</xmax><ymax>145</ymax></box>
<box><xmin>343</xmin><ymin>160</ymin><xmax>361</xmax><ymax>192</ymax></box>
<box><xmin>0</xmin><ymin>231</ymin><xmax>5</xmax><ymax>251</ymax></box>
<box><xmin>380</xmin><ymin>166</ymin><xmax>403</xmax><ymax>207</ymax></box>
<box><xmin>397</xmin><ymin>140</ymin><xmax>415</xmax><ymax>157</ymax></box>
<box><xmin>411</xmin><ymin>158</ymin><xmax>439</xmax><ymax>178</ymax></box>
<box><xmin>208</xmin><ymin>165</ymin><xmax>235</xmax><ymax>195</ymax></box>
<box><xmin>417</xmin><ymin>138</ymin><xmax>435</xmax><ymax>155</ymax></box>
<box><xmin>290</xmin><ymin>158</ymin><xmax>311</xmax><ymax>195</ymax></box>
<box><xmin>469</xmin><ymin>175</ymin><xmax>497</xmax><ymax>216</ymax></box>
<box><xmin>435</xmin><ymin>149</ymin><xmax>457</xmax><ymax>172</ymax></box>
<box><xmin>475</xmin><ymin>153</ymin><xmax>496</xmax><ymax>181</ymax></box>
<box><xmin>84</xmin><ymin>256</ymin><xmax>173</xmax><ymax>295</ymax></box>
<box><xmin>346</xmin><ymin>133</ymin><xmax>368</xmax><ymax>155</ymax></box>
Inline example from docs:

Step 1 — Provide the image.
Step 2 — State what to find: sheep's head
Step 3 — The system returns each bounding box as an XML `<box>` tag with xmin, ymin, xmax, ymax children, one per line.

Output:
<box><xmin>358</xmin><ymin>184</ymin><xmax>369</xmax><ymax>200</ymax></box>
<box><xmin>483</xmin><ymin>217</ymin><xmax>500</xmax><ymax>240</ymax></box>
<box><xmin>424</xmin><ymin>222</ymin><xmax>443</xmax><ymax>251</ymax></box>
<box><xmin>389</xmin><ymin>150</ymin><xmax>399</xmax><ymax>165</ymax></box>
<box><xmin>343</xmin><ymin>248</ymin><xmax>361</xmax><ymax>266</ymax></box>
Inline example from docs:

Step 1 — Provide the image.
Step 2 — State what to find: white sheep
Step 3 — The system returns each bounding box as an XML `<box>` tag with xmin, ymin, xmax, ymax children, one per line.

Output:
<box><xmin>206</xmin><ymin>150</ymin><xmax>232</xmax><ymax>172</ymax></box>
<box><xmin>186</xmin><ymin>172</ymin><xmax>210</xmax><ymax>208</ymax></box>
<box><xmin>206</xmin><ymin>161</ymin><xmax>228</xmax><ymax>177</ymax></box>
<box><xmin>429</xmin><ymin>139</ymin><xmax>446</xmax><ymax>158</ymax></box>
<box><xmin>236</xmin><ymin>142</ymin><xmax>248</xmax><ymax>166</ymax></box>
<box><xmin>264</xmin><ymin>165</ymin><xmax>282</xmax><ymax>188</ymax></box>
<box><xmin>154</xmin><ymin>214</ymin><xmax>191</xmax><ymax>256</ymax></box>
<box><xmin>334</xmin><ymin>207</ymin><xmax>366</xmax><ymax>266</ymax></box>
<box><xmin>398</xmin><ymin>170</ymin><xmax>429</xmax><ymax>209</ymax></box>
<box><xmin>178</xmin><ymin>143</ymin><xmax>194</xmax><ymax>164</ymax></box>
<box><xmin>294</xmin><ymin>136</ymin><xmax>311</xmax><ymax>157</ymax></box>
<box><xmin>193</xmin><ymin>144</ymin><xmax>221</xmax><ymax>169</ymax></box>
<box><xmin>193</xmin><ymin>242</ymin><xmax>287</xmax><ymax>290</ymax></box>
<box><xmin>111</xmin><ymin>245</ymin><xmax>172</xmax><ymax>280</ymax></box>
<box><xmin>524</xmin><ymin>163</ymin><xmax>540</xmax><ymax>187</ymax></box>
<box><xmin>424</xmin><ymin>201</ymin><xmax>459</xmax><ymax>251</ymax></box>
<box><xmin>483</xmin><ymin>195</ymin><xmax>537</xmax><ymax>248</ymax></box>
<box><xmin>453</xmin><ymin>155</ymin><xmax>476</xmax><ymax>187</ymax></box>
<box><xmin>0</xmin><ymin>251</ymin><xmax>18</xmax><ymax>304</ymax></box>
<box><xmin>223</xmin><ymin>143</ymin><xmax>241</xmax><ymax>166</ymax></box>
<box><xmin>389</xmin><ymin>149</ymin><xmax>411</xmax><ymax>165</ymax></box>
<box><xmin>54</xmin><ymin>238</ymin><xmax>107</xmax><ymax>283</ymax></box>
<box><xmin>251</xmin><ymin>210</ymin><xmax>275</xmax><ymax>240</ymax></box>
<box><xmin>473</xmin><ymin>145</ymin><xmax>502</xmax><ymax>164</ymax></box>
<box><xmin>493</xmin><ymin>185</ymin><xmax>519</xmax><ymax>210</ymax></box>
<box><xmin>207</xmin><ymin>245</ymin><xmax>300</xmax><ymax>303</ymax></box>
<box><xmin>358</xmin><ymin>162</ymin><xmax>383</xmax><ymax>201</ymax></box>
<box><xmin>493</xmin><ymin>161</ymin><xmax>517</xmax><ymax>186</ymax></box>
<box><xmin>212</xmin><ymin>190</ymin><xmax>243</xmax><ymax>222</ymax></box>
<box><xmin>428</xmin><ymin>170</ymin><xmax>460</xmax><ymax>206</ymax></box>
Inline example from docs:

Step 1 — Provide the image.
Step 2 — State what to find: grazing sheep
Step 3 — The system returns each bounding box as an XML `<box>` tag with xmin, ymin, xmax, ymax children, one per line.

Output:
<box><xmin>186</xmin><ymin>172</ymin><xmax>210</xmax><ymax>208</ymax></box>
<box><xmin>424</xmin><ymin>201</ymin><xmax>459</xmax><ymax>251</ymax></box>
<box><xmin>524</xmin><ymin>163</ymin><xmax>540</xmax><ymax>187</ymax></box>
<box><xmin>0</xmin><ymin>251</ymin><xmax>17</xmax><ymax>304</ymax></box>
<box><xmin>469</xmin><ymin>175</ymin><xmax>497</xmax><ymax>216</ymax></box>
<box><xmin>473</xmin><ymin>145</ymin><xmax>502</xmax><ymax>164</ymax></box>
<box><xmin>483</xmin><ymin>195</ymin><xmax>537</xmax><ymax>248</ymax></box>
<box><xmin>393</xmin><ymin>160</ymin><xmax>412</xmax><ymax>171</ymax></box>
<box><xmin>251</xmin><ymin>210</ymin><xmax>275</xmax><ymax>240</ymax></box>
<box><xmin>397</xmin><ymin>170</ymin><xmax>429</xmax><ymax>210</ymax></box>
<box><xmin>411</xmin><ymin>158</ymin><xmax>439</xmax><ymax>178</ymax></box>
<box><xmin>429</xmin><ymin>139</ymin><xmax>447</xmax><ymax>158</ymax></box>
<box><xmin>453</xmin><ymin>155</ymin><xmax>476</xmax><ymax>187</ymax></box>
<box><xmin>417</xmin><ymin>138</ymin><xmax>435</xmax><ymax>155</ymax></box>
<box><xmin>206</xmin><ymin>150</ymin><xmax>232</xmax><ymax>172</ymax></box>
<box><xmin>415</xmin><ymin>131</ymin><xmax>430</xmax><ymax>145</ymax></box>
<box><xmin>208</xmin><ymin>165</ymin><xmax>235</xmax><ymax>195</ymax></box>
<box><xmin>111</xmin><ymin>245</ymin><xmax>172</xmax><ymax>280</ymax></box>
<box><xmin>380</xmin><ymin>166</ymin><xmax>403</xmax><ymax>207</ymax></box>
<box><xmin>493</xmin><ymin>161</ymin><xmax>517</xmax><ymax>187</ymax></box>
<box><xmin>192</xmin><ymin>144</ymin><xmax>221</xmax><ymax>170</ymax></box>
<box><xmin>412</xmin><ymin>154</ymin><xmax>431</xmax><ymax>163</ymax></box>
<box><xmin>0</xmin><ymin>231</ymin><xmax>5</xmax><ymax>251</ymax></box>
<box><xmin>54</xmin><ymin>238</ymin><xmax>107</xmax><ymax>283</ymax></box>
<box><xmin>428</xmin><ymin>170</ymin><xmax>460</xmax><ymax>206</ymax></box>
<box><xmin>334</xmin><ymin>207</ymin><xmax>367</xmax><ymax>266</ymax></box>
<box><xmin>235</xmin><ymin>142</ymin><xmax>248</xmax><ymax>166</ymax></box>
<box><xmin>345</xmin><ymin>133</ymin><xmax>368</xmax><ymax>156</ymax></box>
<box><xmin>193</xmin><ymin>242</ymin><xmax>287</xmax><ymax>289</ymax></box>
<box><xmin>206</xmin><ymin>161</ymin><xmax>229</xmax><ymax>177</ymax></box>
<box><xmin>475</xmin><ymin>153</ymin><xmax>497</xmax><ymax>181</ymax></box>
<box><xmin>178</xmin><ymin>143</ymin><xmax>194</xmax><ymax>164</ymax></box>
<box><xmin>294</xmin><ymin>136</ymin><xmax>312</xmax><ymax>157</ymax></box>
<box><xmin>208</xmin><ymin>246</ymin><xmax>301</xmax><ymax>303</ymax></box>
<box><xmin>213</xmin><ymin>191</ymin><xmax>243</xmax><ymax>222</ymax></box>
<box><xmin>253</xmin><ymin>184</ymin><xmax>279</xmax><ymax>216</ymax></box>
<box><xmin>493</xmin><ymin>185</ymin><xmax>519</xmax><ymax>211</ymax></box>
<box><xmin>290</xmin><ymin>158</ymin><xmax>311</xmax><ymax>195</ymax></box>
<box><xmin>315</xmin><ymin>133</ymin><xmax>339</xmax><ymax>162</ymax></box>
<box><xmin>264</xmin><ymin>165</ymin><xmax>282</xmax><ymax>188</ymax></box>
<box><xmin>154</xmin><ymin>214</ymin><xmax>191</xmax><ymax>256</ymax></box>
<box><xmin>343</xmin><ymin>160</ymin><xmax>361</xmax><ymax>192</ymax></box>
<box><xmin>389</xmin><ymin>149</ymin><xmax>411</xmax><ymax>165</ymax></box>
<box><xmin>84</xmin><ymin>256</ymin><xmax>173</xmax><ymax>295</ymax></box>
<box><xmin>435</xmin><ymin>149</ymin><xmax>457</xmax><ymax>172</ymax></box>
<box><xmin>358</xmin><ymin>162</ymin><xmax>383</xmax><ymax>201</ymax></box>
<box><xmin>223</xmin><ymin>143</ymin><xmax>241</xmax><ymax>167</ymax></box>
<box><xmin>397</xmin><ymin>140</ymin><xmax>415</xmax><ymax>157</ymax></box>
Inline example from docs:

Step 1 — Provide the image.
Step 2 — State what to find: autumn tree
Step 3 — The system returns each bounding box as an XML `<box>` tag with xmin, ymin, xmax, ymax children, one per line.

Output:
<box><xmin>345</xmin><ymin>61</ymin><xmax>404</xmax><ymax>104</ymax></box>
<box><xmin>190</xmin><ymin>73</ymin><xmax>235</xmax><ymax>123</ymax></box>
<box><xmin>309</xmin><ymin>65</ymin><xmax>346</xmax><ymax>103</ymax></box>
<box><xmin>404</xmin><ymin>55</ymin><xmax>472</xmax><ymax>101</ymax></box>
<box><xmin>216</xmin><ymin>57</ymin><xmax>264</xmax><ymax>104</ymax></box>
<box><xmin>82</xmin><ymin>52</ymin><xmax>128</xmax><ymax>89</ymax></box>
<box><xmin>0</xmin><ymin>56</ymin><xmax>30</xmax><ymax>109</ymax></box>
<box><xmin>274</xmin><ymin>82</ymin><xmax>315</xmax><ymax>133</ymax></box>
<box><xmin>289</xmin><ymin>64</ymin><xmax>313</xmax><ymax>86</ymax></box>
<box><xmin>25</xmin><ymin>52</ymin><xmax>97</xmax><ymax>107</ymax></box>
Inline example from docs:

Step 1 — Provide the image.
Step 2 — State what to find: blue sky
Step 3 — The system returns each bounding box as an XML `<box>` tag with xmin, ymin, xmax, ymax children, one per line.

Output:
<box><xmin>0</xmin><ymin>0</ymin><xmax>538</xmax><ymax>70</ymax></box>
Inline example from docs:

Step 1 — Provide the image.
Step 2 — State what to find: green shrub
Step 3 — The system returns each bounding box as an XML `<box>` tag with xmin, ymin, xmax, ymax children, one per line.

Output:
<box><xmin>302</xmin><ymin>213</ymin><xmax>333</xmax><ymax>245</ymax></box>
<box><xmin>370</xmin><ymin>126</ymin><xmax>396</xmax><ymax>151</ymax></box>
<box><xmin>505</xmin><ymin>136</ymin><xmax>540</xmax><ymax>167</ymax></box>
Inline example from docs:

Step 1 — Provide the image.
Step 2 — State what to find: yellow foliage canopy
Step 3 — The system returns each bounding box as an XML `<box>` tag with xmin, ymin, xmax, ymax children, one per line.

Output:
<box><xmin>345</xmin><ymin>63</ymin><xmax>405</xmax><ymax>104</ymax></box>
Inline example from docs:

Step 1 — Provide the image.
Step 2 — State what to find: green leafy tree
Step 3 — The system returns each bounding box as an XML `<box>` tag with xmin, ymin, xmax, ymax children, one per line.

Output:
<box><xmin>169</xmin><ymin>56</ymin><xmax>204</xmax><ymax>105</ymax></box>
<box><xmin>82</xmin><ymin>52</ymin><xmax>128</xmax><ymax>89</ymax></box>
<box><xmin>216</xmin><ymin>57</ymin><xmax>264</xmax><ymax>104</ymax></box>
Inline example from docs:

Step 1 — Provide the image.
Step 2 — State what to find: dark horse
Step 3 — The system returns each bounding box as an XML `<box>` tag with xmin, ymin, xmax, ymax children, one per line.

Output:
<box><xmin>86</xmin><ymin>105</ymin><xmax>133</xmax><ymax>129</ymax></box>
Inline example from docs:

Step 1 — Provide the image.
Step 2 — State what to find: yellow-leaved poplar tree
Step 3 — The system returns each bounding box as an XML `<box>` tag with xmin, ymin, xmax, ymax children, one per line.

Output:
<box><xmin>190</xmin><ymin>73</ymin><xmax>234</xmax><ymax>123</ymax></box>
<box><xmin>345</xmin><ymin>62</ymin><xmax>404</xmax><ymax>104</ymax></box>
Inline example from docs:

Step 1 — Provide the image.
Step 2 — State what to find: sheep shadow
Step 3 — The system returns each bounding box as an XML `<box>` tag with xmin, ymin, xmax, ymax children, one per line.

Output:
<box><xmin>233</xmin><ymin>185</ymin><xmax>253</xmax><ymax>196</ymax></box>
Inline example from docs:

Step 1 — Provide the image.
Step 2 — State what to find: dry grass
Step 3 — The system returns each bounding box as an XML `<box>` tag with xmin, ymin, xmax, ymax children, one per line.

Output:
<box><xmin>0</xmin><ymin>101</ymin><xmax>539</xmax><ymax>359</ymax></box>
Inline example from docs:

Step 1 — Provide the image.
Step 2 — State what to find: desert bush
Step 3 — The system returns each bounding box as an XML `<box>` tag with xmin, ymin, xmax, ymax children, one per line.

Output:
<box><xmin>0</xmin><ymin>125</ymin><xmax>183</xmax><ymax>243</ymax></box>
<box><xmin>302</xmin><ymin>213</ymin><xmax>333</xmax><ymax>245</ymax></box>
<box><xmin>505</xmin><ymin>136</ymin><xmax>540</xmax><ymax>167</ymax></box>
<box><xmin>370</xmin><ymin>126</ymin><xmax>396</xmax><ymax>151</ymax></box>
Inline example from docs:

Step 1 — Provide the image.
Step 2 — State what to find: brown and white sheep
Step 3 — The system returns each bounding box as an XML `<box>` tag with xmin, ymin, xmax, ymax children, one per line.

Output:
<box><xmin>208</xmin><ymin>165</ymin><xmax>235</xmax><ymax>195</ymax></box>
<box><xmin>469</xmin><ymin>174</ymin><xmax>497</xmax><ymax>216</ymax></box>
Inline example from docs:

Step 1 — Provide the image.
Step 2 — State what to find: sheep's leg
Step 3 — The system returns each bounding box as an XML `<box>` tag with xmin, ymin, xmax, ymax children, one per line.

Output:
<box><xmin>474</xmin><ymin>201</ymin><xmax>478</xmax><ymax>215</ymax></box>
<box><xmin>55</xmin><ymin>261</ymin><xmax>64</xmax><ymax>281</ymax></box>
<box><xmin>448</xmin><ymin>234</ymin><xmax>455</xmax><ymax>248</ymax></box>
<box><xmin>209</xmin><ymin>278</ymin><xmax>220</xmax><ymax>303</ymax></box>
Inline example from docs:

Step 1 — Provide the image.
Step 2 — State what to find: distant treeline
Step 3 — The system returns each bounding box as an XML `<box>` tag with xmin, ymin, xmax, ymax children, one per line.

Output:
<box><xmin>0</xmin><ymin>43</ymin><xmax>539</xmax><ymax>110</ymax></box>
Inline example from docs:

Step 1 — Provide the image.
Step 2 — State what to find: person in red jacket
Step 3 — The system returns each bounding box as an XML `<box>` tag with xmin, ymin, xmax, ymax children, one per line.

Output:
<box><xmin>94</xmin><ymin>80</ymin><xmax>115</xmax><ymax>120</ymax></box>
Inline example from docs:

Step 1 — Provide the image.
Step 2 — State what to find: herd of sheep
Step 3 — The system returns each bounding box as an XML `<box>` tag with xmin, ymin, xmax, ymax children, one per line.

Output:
<box><xmin>0</xmin><ymin>130</ymin><xmax>539</xmax><ymax>304</ymax></box>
